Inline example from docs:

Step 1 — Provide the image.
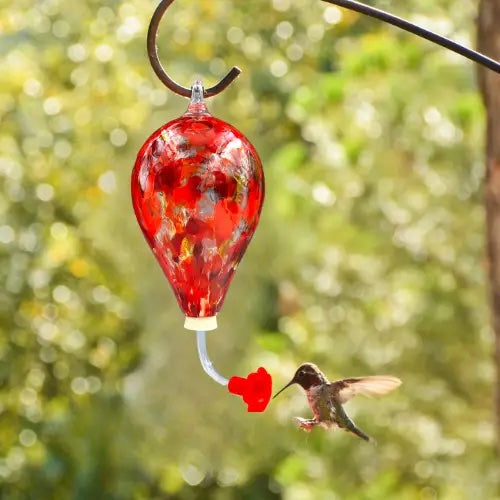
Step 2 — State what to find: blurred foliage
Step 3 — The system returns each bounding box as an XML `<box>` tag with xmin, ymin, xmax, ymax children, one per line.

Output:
<box><xmin>0</xmin><ymin>0</ymin><xmax>498</xmax><ymax>498</ymax></box>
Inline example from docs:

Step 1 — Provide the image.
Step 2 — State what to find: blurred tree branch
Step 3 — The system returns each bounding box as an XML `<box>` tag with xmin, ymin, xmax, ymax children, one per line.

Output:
<box><xmin>478</xmin><ymin>0</ymin><xmax>500</xmax><ymax>455</ymax></box>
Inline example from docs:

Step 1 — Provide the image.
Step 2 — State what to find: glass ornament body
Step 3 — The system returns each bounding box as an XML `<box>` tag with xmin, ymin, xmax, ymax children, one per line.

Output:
<box><xmin>131</xmin><ymin>95</ymin><xmax>264</xmax><ymax>327</ymax></box>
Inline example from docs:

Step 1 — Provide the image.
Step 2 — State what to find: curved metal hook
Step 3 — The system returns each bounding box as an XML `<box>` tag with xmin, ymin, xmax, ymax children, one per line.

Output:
<box><xmin>147</xmin><ymin>0</ymin><xmax>241</xmax><ymax>98</ymax></box>
<box><xmin>147</xmin><ymin>0</ymin><xmax>500</xmax><ymax>97</ymax></box>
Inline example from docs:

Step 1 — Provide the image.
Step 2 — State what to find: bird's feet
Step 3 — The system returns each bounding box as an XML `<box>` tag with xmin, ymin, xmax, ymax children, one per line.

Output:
<box><xmin>294</xmin><ymin>417</ymin><xmax>318</xmax><ymax>432</ymax></box>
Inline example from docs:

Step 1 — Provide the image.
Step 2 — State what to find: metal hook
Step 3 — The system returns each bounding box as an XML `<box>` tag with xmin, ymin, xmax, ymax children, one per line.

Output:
<box><xmin>147</xmin><ymin>0</ymin><xmax>241</xmax><ymax>98</ymax></box>
<box><xmin>147</xmin><ymin>0</ymin><xmax>500</xmax><ymax>98</ymax></box>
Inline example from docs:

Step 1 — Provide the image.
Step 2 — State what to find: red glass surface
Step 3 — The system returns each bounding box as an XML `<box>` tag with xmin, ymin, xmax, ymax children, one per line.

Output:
<box><xmin>131</xmin><ymin>101</ymin><xmax>264</xmax><ymax>318</ymax></box>
<box><xmin>228</xmin><ymin>367</ymin><xmax>273</xmax><ymax>412</ymax></box>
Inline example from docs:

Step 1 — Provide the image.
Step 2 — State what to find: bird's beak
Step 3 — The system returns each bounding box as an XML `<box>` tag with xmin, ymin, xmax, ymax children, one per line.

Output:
<box><xmin>272</xmin><ymin>379</ymin><xmax>295</xmax><ymax>399</ymax></box>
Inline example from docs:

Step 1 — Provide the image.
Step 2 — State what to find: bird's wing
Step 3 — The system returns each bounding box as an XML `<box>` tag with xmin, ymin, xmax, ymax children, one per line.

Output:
<box><xmin>330</xmin><ymin>376</ymin><xmax>402</xmax><ymax>404</ymax></box>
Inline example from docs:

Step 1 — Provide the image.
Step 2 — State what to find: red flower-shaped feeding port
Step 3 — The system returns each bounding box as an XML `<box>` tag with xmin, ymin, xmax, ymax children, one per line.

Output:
<box><xmin>228</xmin><ymin>367</ymin><xmax>273</xmax><ymax>412</ymax></box>
<box><xmin>131</xmin><ymin>92</ymin><xmax>264</xmax><ymax>329</ymax></box>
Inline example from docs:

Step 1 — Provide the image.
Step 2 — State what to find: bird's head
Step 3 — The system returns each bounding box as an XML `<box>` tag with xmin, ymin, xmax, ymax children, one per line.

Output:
<box><xmin>273</xmin><ymin>363</ymin><xmax>327</xmax><ymax>398</ymax></box>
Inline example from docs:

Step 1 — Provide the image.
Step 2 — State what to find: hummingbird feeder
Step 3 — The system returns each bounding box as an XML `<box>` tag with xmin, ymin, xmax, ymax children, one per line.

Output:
<box><xmin>132</xmin><ymin>0</ymin><xmax>500</xmax><ymax>413</ymax></box>
<box><xmin>131</xmin><ymin>0</ymin><xmax>272</xmax><ymax>411</ymax></box>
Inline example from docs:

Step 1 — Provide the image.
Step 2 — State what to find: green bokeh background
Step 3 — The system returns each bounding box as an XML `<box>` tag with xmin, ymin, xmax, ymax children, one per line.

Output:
<box><xmin>1</xmin><ymin>0</ymin><xmax>498</xmax><ymax>498</ymax></box>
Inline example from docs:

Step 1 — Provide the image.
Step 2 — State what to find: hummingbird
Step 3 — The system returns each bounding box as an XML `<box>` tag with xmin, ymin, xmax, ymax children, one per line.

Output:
<box><xmin>273</xmin><ymin>363</ymin><xmax>402</xmax><ymax>442</ymax></box>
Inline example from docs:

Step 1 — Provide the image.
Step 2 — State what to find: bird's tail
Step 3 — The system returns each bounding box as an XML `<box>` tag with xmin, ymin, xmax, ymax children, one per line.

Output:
<box><xmin>345</xmin><ymin>422</ymin><xmax>375</xmax><ymax>444</ymax></box>
<box><xmin>332</xmin><ymin>400</ymin><xmax>377</xmax><ymax>444</ymax></box>
<box><xmin>339</xmin><ymin>407</ymin><xmax>376</xmax><ymax>444</ymax></box>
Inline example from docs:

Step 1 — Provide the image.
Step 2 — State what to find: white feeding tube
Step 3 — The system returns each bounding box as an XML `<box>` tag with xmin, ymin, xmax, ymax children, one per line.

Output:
<box><xmin>196</xmin><ymin>330</ymin><xmax>229</xmax><ymax>386</ymax></box>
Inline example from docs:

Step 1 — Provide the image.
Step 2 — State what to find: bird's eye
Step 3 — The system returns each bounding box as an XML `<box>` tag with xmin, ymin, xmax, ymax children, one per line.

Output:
<box><xmin>298</xmin><ymin>370</ymin><xmax>305</xmax><ymax>377</ymax></box>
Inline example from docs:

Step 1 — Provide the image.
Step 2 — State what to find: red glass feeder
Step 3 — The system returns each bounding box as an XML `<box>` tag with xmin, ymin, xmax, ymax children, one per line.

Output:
<box><xmin>131</xmin><ymin>82</ymin><xmax>265</xmax><ymax>331</ymax></box>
